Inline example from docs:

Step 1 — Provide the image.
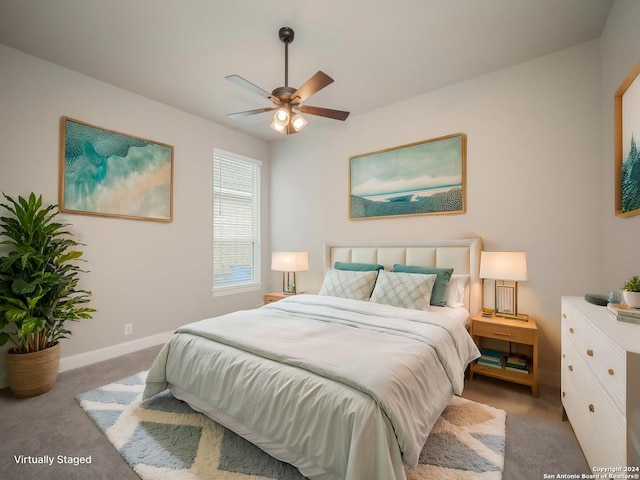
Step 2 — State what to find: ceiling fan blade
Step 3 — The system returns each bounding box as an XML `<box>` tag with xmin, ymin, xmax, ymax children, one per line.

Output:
<box><xmin>291</xmin><ymin>71</ymin><xmax>334</xmax><ymax>103</ymax></box>
<box><xmin>227</xmin><ymin>107</ymin><xmax>277</xmax><ymax>119</ymax></box>
<box><xmin>226</xmin><ymin>75</ymin><xmax>279</xmax><ymax>103</ymax></box>
<box><xmin>297</xmin><ymin>105</ymin><xmax>350</xmax><ymax>121</ymax></box>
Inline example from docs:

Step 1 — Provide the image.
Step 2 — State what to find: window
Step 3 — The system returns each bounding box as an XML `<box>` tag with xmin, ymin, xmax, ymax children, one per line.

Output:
<box><xmin>213</xmin><ymin>149</ymin><xmax>261</xmax><ymax>294</ymax></box>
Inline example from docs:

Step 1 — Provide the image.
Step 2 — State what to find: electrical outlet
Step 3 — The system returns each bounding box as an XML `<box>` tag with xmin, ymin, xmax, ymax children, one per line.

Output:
<box><xmin>124</xmin><ymin>323</ymin><xmax>133</xmax><ymax>336</ymax></box>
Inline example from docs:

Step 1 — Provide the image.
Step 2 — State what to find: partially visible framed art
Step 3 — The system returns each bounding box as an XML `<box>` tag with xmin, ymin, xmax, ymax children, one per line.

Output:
<box><xmin>615</xmin><ymin>60</ymin><xmax>640</xmax><ymax>218</ymax></box>
<box><xmin>349</xmin><ymin>133</ymin><xmax>466</xmax><ymax>219</ymax></box>
<box><xmin>60</xmin><ymin>117</ymin><xmax>174</xmax><ymax>222</ymax></box>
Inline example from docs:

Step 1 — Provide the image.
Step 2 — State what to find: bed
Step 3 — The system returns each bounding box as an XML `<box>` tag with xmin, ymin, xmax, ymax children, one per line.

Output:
<box><xmin>143</xmin><ymin>238</ymin><xmax>483</xmax><ymax>480</ymax></box>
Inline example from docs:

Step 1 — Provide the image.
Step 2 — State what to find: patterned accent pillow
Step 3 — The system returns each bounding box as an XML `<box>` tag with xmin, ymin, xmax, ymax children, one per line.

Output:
<box><xmin>318</xmin><ymin>268</ymin><xmax>378</xmax><ymax>300</ymax></box>
<box><xmin>369</xmin><ymin>270</ymin><xmax>437</xmax><ymax>311</ymax></box>
<box><xmin>391</xmin><ymin>264</ymin><xmax>453</xmax><ymax>307</ymax></box>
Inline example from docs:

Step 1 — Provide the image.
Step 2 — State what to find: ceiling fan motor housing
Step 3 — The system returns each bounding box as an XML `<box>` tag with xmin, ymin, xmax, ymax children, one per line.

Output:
<box><xmin>272</xmin><ymin>86</ymin><xmax>297</xmax><ymax>103</ymax></box>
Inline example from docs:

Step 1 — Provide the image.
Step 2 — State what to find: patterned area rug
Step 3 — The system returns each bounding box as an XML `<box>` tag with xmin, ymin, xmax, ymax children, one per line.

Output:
<box><xmin>77</xmin><ymin>371</ymin><xmax>505</xmax><ymax>480</ymax></box>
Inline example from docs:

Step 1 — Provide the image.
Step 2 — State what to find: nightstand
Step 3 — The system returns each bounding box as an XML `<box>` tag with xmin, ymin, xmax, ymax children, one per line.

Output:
<box><xmin>469</xmin><ymin>313</ymin><xmax>539</xmax><ymax>396</ymax></box>
<box><xmin>264</xmin><ymin>292</ymin><xmax>289</xmax><ymax>304</ymax></box>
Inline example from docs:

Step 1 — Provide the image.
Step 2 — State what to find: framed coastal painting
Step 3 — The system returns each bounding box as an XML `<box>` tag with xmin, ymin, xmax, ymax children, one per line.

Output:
<box><xmin>349</xmin><ymin>133</ymin><xmax>466</xmax><ymax>219</ymax></box>
<box><xmin>60</xmin><ymin>117</ymin><xmax>174</xmax><ymax>222</ymax></box>
<box><xmin>615</xmin><ymin>60</ymin><xmax>640</xmax><ymax>217</ymax></box>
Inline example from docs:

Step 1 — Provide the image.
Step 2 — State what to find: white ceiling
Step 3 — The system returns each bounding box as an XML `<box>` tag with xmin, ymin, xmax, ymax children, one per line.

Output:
<box><xmin>0</xmin><ymin>0</ymin><xmax>613</xmax><ymax>141</ymax></box>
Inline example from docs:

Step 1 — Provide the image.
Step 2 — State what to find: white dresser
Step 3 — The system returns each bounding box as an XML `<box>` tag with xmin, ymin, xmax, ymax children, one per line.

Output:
<box><xmin>561</xmin><ymin>296</ymin><xmax>640</xmax><ymax>469</ymax></box>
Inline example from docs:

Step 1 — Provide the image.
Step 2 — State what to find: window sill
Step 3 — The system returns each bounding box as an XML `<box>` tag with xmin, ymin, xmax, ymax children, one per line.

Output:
<box><xmin>212</xmin><ymin>282</ymin><xmax>262</xmax><ymax>297</ymax></box>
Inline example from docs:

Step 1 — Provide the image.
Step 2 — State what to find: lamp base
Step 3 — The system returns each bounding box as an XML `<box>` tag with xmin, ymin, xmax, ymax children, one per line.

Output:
<box><xmin>282</xmin><ymin>271</ymin><xmax>297</xmax><ymax>294</ymax></box>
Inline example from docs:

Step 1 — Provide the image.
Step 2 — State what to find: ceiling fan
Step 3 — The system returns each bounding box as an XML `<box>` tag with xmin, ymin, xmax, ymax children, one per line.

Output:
<box><xmin>226</xmin><ymin>27</ymin><xmax>350</xmax><ymax>135</ymax></box>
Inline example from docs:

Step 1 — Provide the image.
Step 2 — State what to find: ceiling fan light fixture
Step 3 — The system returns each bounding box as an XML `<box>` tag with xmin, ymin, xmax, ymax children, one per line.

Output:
<box><xmin>291</xmin><ymin>113</ymin><xmax>307</xmax><ymax>132</ymax></box>
<box><xmin>270</xmin><ymin>118</ymin><xmax>286</xmax><ymax>133</ymax></box>
<box><xmin>275</xmin><ymin>107</ymin><xmax>289</xmax><ymax>123</ymax></box>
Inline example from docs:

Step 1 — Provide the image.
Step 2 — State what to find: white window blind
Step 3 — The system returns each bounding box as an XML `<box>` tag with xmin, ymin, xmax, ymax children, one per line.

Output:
<box><xmin>213</xmin><ymin>149</ymin><xmax>261</xmax><ymax>293</ymax></box>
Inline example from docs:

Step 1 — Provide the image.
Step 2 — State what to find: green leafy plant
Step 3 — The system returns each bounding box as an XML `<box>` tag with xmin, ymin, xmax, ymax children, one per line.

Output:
<box><xmin>624</xmin><ymin>276</ymin><xmax>640</xmax><ymax>293</ymax></box>
<box><xmin>0</xmin><ymin>193</ymin><xmax>95</xmax><ymax>354</ymax></box>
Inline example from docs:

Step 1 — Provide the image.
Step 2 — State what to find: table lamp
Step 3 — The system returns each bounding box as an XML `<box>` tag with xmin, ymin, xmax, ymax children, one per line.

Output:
<box><xmin>271</xmin><ymin>252</ymin><xmax>309</xmax><ymax>294</ymax></box>
<box><xmin>479</xmin><ymin>251</ymin><xmax>528</xmax><ymax>320</ymax></box>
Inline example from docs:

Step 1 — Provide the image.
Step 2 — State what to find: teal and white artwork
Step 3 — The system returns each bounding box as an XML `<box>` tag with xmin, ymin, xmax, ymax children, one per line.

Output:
<box><xmin>621</xmin><ymin>72</ymin><xmax>640</xmax><ymax>215</ymax></box>
<box><xmin>61</xmin><ymin>117</ymin><xmax>173</xmax><ymax>222</ymax></box>
<box><xmin>349</xmin><ymin>133</ymin><xmax>466</xmax><ymax>219</ymax></box>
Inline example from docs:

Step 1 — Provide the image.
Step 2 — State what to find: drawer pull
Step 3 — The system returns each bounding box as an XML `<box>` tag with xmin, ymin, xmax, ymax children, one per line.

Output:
<box><xmin>587</xmin><ymin>349</ymin><xmax>593</xmax><ymax>357</ymax></box>
<box><xmin>569</xmin><ymin>327</ymin><xmax>574</xmax><ymax>334</ymax></box>
<box><xmin>589</xmin><ymin>404</ymin><xmax>595</xmax><ymax>413</ymax></box>
<box><xmin>568</xmin><ymin>365</ymin><xmax>574</xmax><ymax>372</ymax></box>
<box><xmin>608</xmin><ymin>368</ymin><xmax>615</xmax><ymax>376</ymax></box>
<box><xmin>563</xmin><ymin>313</ymin><xmax>566</xmax><ymax>319</ymax></box>
<box><xmin>493</xmin><ymin>331</ymin><xmax>513</xmax><ymax>337</ymax></box>
<box><xmin>562</xmin><ymin>391</ymin><xmax>566</xmax><ymax>398</ymax></box>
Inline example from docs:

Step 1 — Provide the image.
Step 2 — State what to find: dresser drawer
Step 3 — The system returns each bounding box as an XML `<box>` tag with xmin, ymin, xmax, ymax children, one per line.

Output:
<box><xmin>562</xmin><ymin>302</ymin><xmax>626</xmax><ymax>413</ymax></box>
<box><xmin>562</xmin><ymin>338</ymin><xmax>626</xmax><ymax>468</ymax></box>
<box><xmin>472</xmin><ymin>320</ymin><xmax>534</xmax><ymax>344</ymax></box>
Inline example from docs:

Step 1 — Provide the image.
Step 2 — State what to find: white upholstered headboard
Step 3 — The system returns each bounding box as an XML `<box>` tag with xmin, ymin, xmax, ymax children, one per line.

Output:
<box><xmin>324</xmin><ymin>238</ymin><xmax>483</xmax><ymax>315</ymax></box>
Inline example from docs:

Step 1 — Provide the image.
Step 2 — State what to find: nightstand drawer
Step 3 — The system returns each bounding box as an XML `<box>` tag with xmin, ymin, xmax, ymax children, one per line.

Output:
<box><xmin>472</xmin><ymin>321</ymin><xmax>534</xmax><ymax>344</ymax></box>
<box><xmin>264</xmin><ymin>293</ymin><xmax>285</xmax><ymax>303</ymax></box>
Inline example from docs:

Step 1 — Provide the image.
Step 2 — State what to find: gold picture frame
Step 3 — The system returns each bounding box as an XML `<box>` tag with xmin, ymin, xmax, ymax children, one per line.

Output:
<box><xmin>60</xmin><ymin>117</ymin><xmax>174</xmax><ymax>222</ymax></box>
<box><xmin>615</xmin><ymin>60</ymin><xmax>640</xmax><ymax>218</ymax></box>
<box><xmin>349</xmin><ymin>133</ymin><xmax>466</xmax><ymax>219</ymax></box>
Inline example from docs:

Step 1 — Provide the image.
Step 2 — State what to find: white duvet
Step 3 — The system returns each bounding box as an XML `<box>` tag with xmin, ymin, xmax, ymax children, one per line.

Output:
<box><xmin>144</xmin><ymin>294</ymin><xmax>480</xmax><ymax>480</ymax></box>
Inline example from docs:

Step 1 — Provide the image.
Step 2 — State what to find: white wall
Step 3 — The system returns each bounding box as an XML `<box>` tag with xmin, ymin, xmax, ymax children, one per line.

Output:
<box><xmin>601</xmin><ymin>0</ymin><xmax>640</xmax><ymax>288</ymax></box>
<box><xmin>270</xmin><ymin>41</ymin><xmax>604</xmax><ymax>386</ymax></box>
<box><xmin>3</xmin><ymin>0</ymin><xmax>638</xmax><ymax>391</ymax></box>
<box><xmin>0</xmin><ymin>45</ymin><xmax>270</xmax><ymax>387</ymax></box>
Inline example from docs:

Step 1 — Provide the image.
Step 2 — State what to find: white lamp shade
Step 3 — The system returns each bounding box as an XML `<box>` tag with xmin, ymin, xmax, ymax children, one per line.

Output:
<box><xmin>479</xmin><ymin>251</ymin><xmax>528</xmax><ymax>281</ymax></box>
<box><xmin>271</xmin><ymin>252</ymin><xmax>309</xmax><ymax>272</ymax></box>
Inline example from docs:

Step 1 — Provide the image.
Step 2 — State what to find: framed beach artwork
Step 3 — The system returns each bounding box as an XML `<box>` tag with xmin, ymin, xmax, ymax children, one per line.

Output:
<box><xmin>60</xmin><ymin>117</ymin><xmax>174</xmax><ymax>222</ymax></box>
<box><xmin>349</xmin><ymin>133</ymin><xmax>466</xmax><ymax>219</ymax></box>
<box><xmin>615</xmin><ymin>60</ymin><xmax>640</xmax><ymax>218</ymax></box>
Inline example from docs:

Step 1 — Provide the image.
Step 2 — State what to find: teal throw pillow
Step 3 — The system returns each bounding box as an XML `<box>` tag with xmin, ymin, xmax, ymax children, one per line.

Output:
<box><xmin>334</xmin><ymin>262</ymin><xmax>384</xmax><ymax>272</ymax></box>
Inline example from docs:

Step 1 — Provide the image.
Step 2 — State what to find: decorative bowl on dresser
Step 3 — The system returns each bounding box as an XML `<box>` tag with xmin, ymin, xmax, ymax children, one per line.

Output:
<box><xmin>561</xmin><ymin>296</ymin><xmax>640</xmax><ymax>469</ymax></box>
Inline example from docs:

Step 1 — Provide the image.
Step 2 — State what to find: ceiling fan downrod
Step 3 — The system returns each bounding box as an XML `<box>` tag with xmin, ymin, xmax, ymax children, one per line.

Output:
<box><xmin>279</xmin><ymin>27</ymin><xmax>294</xmax><ymax>88</ymax></box>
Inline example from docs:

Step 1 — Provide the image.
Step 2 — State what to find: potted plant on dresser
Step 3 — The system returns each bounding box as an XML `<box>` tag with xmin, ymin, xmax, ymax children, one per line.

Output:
<box><xmin>623</xmin><ymin>276</ymin><xmax>640</xmax><ymax>309</ymax></box>
<box><xmin>0</xmin><ymin>193</ymin><xmax>95</xmax><ymax>398</ymax></box>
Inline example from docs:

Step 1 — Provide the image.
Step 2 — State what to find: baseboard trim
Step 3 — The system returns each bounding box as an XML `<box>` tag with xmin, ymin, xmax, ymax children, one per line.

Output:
<box><xmin>58</xmin><ymin>330</ymin><xmax>174</xmax><ymax>373</ymax></box>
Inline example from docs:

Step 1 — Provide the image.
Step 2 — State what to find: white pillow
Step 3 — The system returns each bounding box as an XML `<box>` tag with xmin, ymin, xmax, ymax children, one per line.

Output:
<box><xmin>369</xmin><ymin>270</ymin><xmax>436</xmax><ymax>311</ymax></box>
<box><xmin>318</xmin><ymin>268</ymin><xmax>378</xmax><ymax>301</ymax></box>
<box><xmin>446</xmin><ymin>274</ymin><xmax>469</xmax><ymax>308</ymax></box>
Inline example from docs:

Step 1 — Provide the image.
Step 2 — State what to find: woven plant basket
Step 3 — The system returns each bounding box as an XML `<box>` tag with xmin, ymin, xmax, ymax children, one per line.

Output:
<box><xmin>6</xmin><ymin>342</ymin><xmax>61</xmax><ymax>398</ymax></box>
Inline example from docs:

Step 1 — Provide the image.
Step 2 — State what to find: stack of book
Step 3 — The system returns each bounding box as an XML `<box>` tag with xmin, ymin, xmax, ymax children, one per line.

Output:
<box><xmin>607</xmin><ymin>303</ymin><xmax>640</xmax><ymax>325</ymax></box>
<box><xmin>505</xmin><ymin>355</ymin><xmax>529</xmax><ymax>374</ymax></box>
<box><xmin>481</xmin><ymin>308</ymin><xmax>494</xmax><ymax>318</ymax></box>
<box><xmin>477</xmin><ymin>349</ymin><xmax>503</xmax><ymax>369</ymax></box>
